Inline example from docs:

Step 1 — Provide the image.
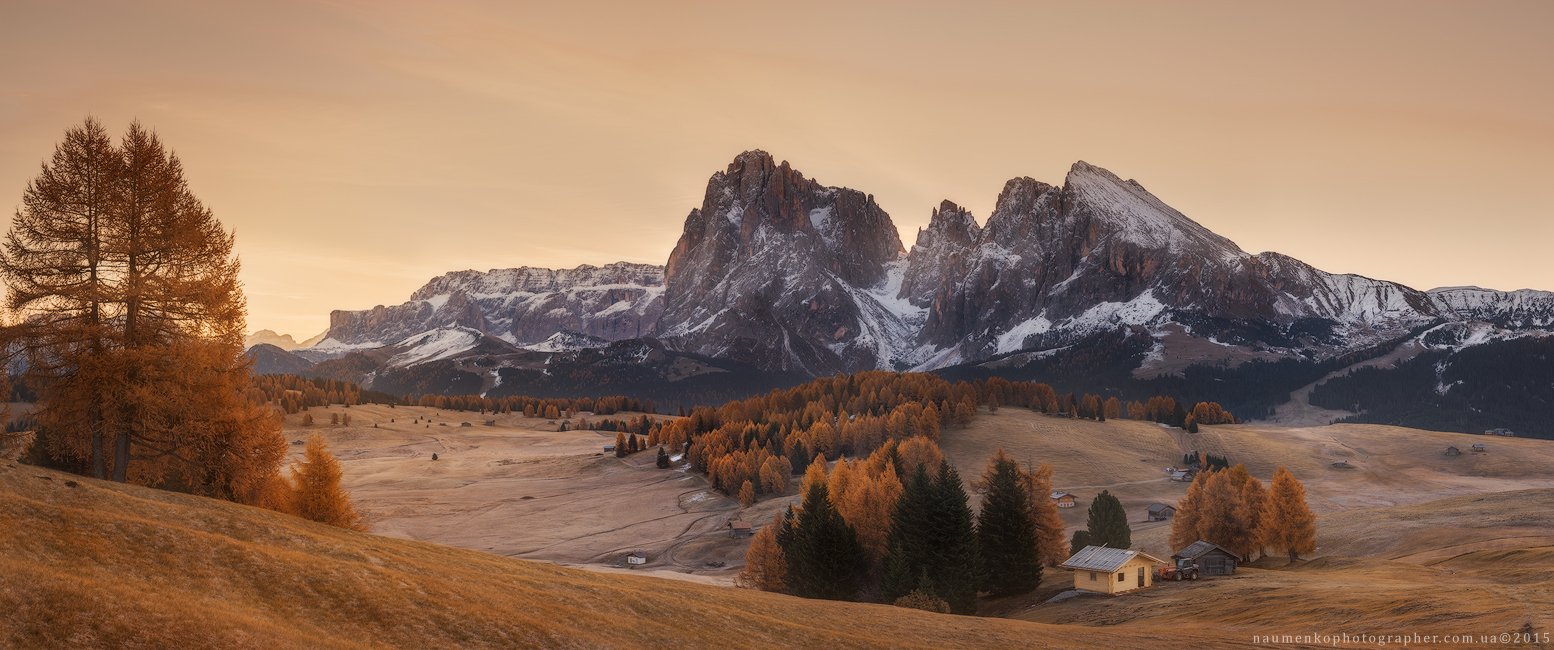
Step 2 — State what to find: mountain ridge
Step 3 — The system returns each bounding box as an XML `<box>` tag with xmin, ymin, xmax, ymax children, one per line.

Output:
<box><xmin>269</xmin><ymin>151</ymin><xmax>1553</xmax><ymax>432</ymax></box>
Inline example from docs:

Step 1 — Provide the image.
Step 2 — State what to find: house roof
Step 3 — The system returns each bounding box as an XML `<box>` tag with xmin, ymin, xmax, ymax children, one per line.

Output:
<box><xmin>728</xmin><ymin>519</ymin><xmax>752</xmax><ymax>530</ymax></box>
<box><xmin>1051</xmin><ymin>491</ymin><xmax>1074</xmax><ymax>499</ymax></box>
<box><xmin>1147</xmin><ymin>503</ymin><xmax>1175</xmax><ymax>514</ymax></box>
<box><xmin>1059</xmin><ymin>545</ymin><xmax>1166</xmax><ymax>572</ymax></box>
<box><xmin>1173</xmin><ymin>540</ymin><xmax>1236</xmax><ymax>560</ymax></box>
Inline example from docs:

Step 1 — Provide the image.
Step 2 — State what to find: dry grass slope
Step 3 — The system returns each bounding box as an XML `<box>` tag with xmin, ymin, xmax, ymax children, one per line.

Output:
<box><xmin>0</xmin><ymin>460</ymin><xmax>1274</xmax><ymax>649</ymax></box>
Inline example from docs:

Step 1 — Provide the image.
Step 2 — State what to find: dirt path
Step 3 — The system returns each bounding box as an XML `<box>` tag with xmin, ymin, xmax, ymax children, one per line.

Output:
<box><xmin>1059</xmin><ymin>477</ymin><xmax>1172</xmax><ymax>491</ymax></box>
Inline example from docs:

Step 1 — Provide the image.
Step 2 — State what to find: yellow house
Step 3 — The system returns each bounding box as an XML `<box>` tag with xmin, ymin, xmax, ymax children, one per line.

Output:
<box><xmin>1059</xmin><ymin>545</ymin><xmax>1166</xmax><ymax>595</ymax></box>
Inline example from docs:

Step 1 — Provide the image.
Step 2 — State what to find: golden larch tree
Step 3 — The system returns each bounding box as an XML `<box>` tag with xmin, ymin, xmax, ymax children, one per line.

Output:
<box><xmin>1260</xmin><ymin>466</ymin><xmax>1317</xmax><ymax>562</ymax></box>
<box><xmin>895</xmin><ymin>436</ymin><xmax>944</xmax><ymax>477</ymax></box>
<box><xmin>831</xmin><ymin>460</ymin><xmax>903</xmax><ymax>566</ymax></box>
<box><xmin>736</xmin><ymin>516</ymin><xmax>787</xmax><ymax>592</ymax></box>
<box><xmin>1024</xmin><ymin>462</ymin><xmax>1070</xmax><ymax>566</ymax></box>
<box><xmin>2</xmin><ymin>118</ymin><xmax>122</xmax><ymax>479</ymax></box>
<box><xmin>1170</xmin><ymin>470</ymin><xmax>1210</xmax><ymax>551</ymax></box>
<box><xmin>2</xmin><ymin>119</ymin><xmax>281</xmax><ymax>495</ymax></box>
<box><xmin>738</xmin><ymin>480</ymin><xmax>755</xmax><ymax>507</ymax></box>
<box><xmin>293</xmin><ymin>434</ymin><xmax>364</xmax><ymax>530</ymax></box>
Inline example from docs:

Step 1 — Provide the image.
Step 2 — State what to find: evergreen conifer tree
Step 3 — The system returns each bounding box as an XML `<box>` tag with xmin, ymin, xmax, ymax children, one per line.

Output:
<box><xmin>1070</xmin><ymin>529</ymin><xmax>1092</xmax><ymax>553</ymax></box>
<box><xmin>1084</xmin><ymin>490</ymin><xmax>1131</xmax><ymax>549</ymax></box>
<box><xmin>882</xmin><ymin>462</ymin><xmax>979</xmax><ymax>614</ymax></box>
<box><xmin>976</xmin><ymin>451</ymin><xmax>1041</xmax><ymax>595</ymax></box>
<box><xmin>782</xmin><ymin>481</ymin><xmax>866</xmax><ymax>601</ymax></box>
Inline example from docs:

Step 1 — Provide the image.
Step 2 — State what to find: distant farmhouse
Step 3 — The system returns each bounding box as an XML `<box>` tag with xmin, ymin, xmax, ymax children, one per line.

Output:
<box><xmin>1169</xmin><ymin>468</ymin><xmax>1196</xmax><ymax>482</ymax></box>
<box><xmin>1051</xmin><ymin>491</ymin><xmax>1077</xmax><ymax>508</ymax></box>
<box><xmin>1173</xmin><ymin>540</ymin><xmax>1239</xmax><ymax>576</ymax></box>
<box><xmin>1483</xmin><ymin>428</ymin><xmax>1516</xmax><ymax>437</ymax></box>
<box><xmin>1146</xmin><ymin>503</ymin><xmax>1176</xmax><ymax>521</ymax></box>
<box><xmin>1060</xmin><ymin>546</ymin><xmax>1165</xmax><ymax>595</ymax></box>
<box><xmin>727</xmin><ymin>518</ymin><xmax>753</xmax><ymax>538</ymax></box>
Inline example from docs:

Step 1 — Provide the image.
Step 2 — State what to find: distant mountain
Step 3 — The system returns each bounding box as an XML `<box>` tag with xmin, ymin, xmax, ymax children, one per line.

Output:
<box><xmin>245</xmin><ymin>343</ymin><xmax>314</xmax><ymax>375</ymax></box>
<box><xmin>304</xmin><ymin>262</ymin><xmax>663</xmax><ymax>362</ymax></box>
<box><xmin>288</xmin><ymin>151</ymin><xmax>1554</xmax><ymax>435</ymax></box>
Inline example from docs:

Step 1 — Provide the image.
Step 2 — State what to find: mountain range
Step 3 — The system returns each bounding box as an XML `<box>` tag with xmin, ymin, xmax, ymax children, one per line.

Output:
<box><xmin>252</xmin><ymin>151</ymin><xmax>1554</xmax><ymax>436</ymax></box>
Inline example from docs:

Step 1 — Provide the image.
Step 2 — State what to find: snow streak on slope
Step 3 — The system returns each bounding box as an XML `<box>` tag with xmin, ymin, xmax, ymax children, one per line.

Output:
<box><xmin>387</xmin><ymin>327</ymin><xmax>483</xmax><ymax>367</ymax></box>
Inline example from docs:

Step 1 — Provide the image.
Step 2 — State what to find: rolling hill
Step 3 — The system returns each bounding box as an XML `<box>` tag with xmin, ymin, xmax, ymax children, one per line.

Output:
<box><xmin>0</xmin><ymin>458</ymin><xmax>1223</xmax><ymax>649</ymax></box>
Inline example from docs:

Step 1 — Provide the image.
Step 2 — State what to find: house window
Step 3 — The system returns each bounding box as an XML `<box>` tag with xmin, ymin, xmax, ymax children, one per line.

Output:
<box><xmin>1117</xmin><ymin>572</ymin><xmax>1126</xmax><ymax>582</ymax></box>
<box><xmin>1089</xmin><ymin>571</ymin><xmax>1096</xmax><ymax>581</ymax></box>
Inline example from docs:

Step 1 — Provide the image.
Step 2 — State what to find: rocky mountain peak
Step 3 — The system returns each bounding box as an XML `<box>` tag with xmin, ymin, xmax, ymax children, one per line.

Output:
<box><xmin>656</xmin><ymin>151</ymin><xmax>909</xmax><ymax>373</ymax></box>
<box><xmin>1061</xmin><ymin>161</ymin><xmax>1242</xmax><ymax>259</ymax></box>
<box><xmin>924</xmin><ymin>200</ymin><xmax>981</xmax><ymax>243</ymax></box>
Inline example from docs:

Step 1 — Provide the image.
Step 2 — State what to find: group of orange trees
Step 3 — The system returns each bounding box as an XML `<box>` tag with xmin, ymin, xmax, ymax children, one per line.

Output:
<box><xmin>1170</xmin><ymin>464</ymin><xmax>1316</xmax><ymax>563</ymax></box>
<box><xmin>2</xmin><ymin>120</ymin><xmax>360</xmax><ymax>531</ymax></box>
<box><xmin>736</xmin><ymin>445</ymin><xmax>1071</xmax><ymax>613</ymax></box>
<box><xmin>567</xmin><ymin>372</ymin><xmax>1232</xmax><ymax>506</ymax></box>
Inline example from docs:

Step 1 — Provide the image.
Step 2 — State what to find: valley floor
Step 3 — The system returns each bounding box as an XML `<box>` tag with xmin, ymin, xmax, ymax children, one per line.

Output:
<box><xmin>292</xmin><ymin>405</ymin><xmax>1554</xmax><ymax>646</ymax></box>
<box><xmin>8</xmin><ymin>404</ymin><xmax>1548</xmax><ymax>647</ymax></box>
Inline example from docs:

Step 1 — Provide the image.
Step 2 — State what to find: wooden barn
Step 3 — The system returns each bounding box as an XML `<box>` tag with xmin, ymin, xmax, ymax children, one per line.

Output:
<box><xmin>1173</xmin><ymin>540</ymin><xmax>1239</xmax><ymax>576</ymax></box>
<box><xmin>1059</xmin><ymin>546</ymin><xmax>1165</xmax><ymax>595</ymax></box>
<box><xmin>1146</xmin><ymin>503</ymin><xmax>1176</xmax><ymax>521</ymax></box>
<box><xmin>727</xmin><ymin>518</ymin><xmax>753</xmax><ymax>538</ymax></box>
<box><xmin>1051</xmin><ymin>491</ymin><xmax>1077</xmax><ymax>508</ymax></box>
<box><xmin>1444</xmin><ymin>446</ymin><xmax>1461</xmax><ymax>456</ymax></box>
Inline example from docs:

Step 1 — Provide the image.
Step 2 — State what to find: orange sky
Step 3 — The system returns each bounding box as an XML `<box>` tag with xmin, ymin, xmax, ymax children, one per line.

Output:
<box><xmin>2</xmin><ymin>0</ymin><xmax>1551</xmax><ymax>339</ymax></box>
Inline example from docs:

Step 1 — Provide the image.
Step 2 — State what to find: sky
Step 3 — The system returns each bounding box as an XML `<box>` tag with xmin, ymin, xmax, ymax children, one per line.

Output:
<box><xmin>1</xmin><ymin>1</ymin><xmax>1551</xmax><ymax>339</ymax></box>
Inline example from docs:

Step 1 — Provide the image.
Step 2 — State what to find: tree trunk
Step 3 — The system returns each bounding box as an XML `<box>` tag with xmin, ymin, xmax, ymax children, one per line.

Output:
<box><xmin>112</xmin><ymin>430</ymin><xmax>130</xmax><ymax>482</ymax></box>
<box><xmin>90</xmin><ymin>412</ymin><xmax>106</xmax><ymax>480</ymax></box>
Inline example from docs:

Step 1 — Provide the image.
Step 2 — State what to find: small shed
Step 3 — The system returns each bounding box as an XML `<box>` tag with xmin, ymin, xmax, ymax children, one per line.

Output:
<box><xmin>1444</xmin><ymin>446</ymin><xmax>1461</xmax><ymax>456</ymax></box>
<box><xmin>603</xmin><ymin>444</ymin><xmax>616</xmax><ymax>453</ymax></box>
<box><xmin>1051</xmin><ymin>491</ymin><xmax>1077</xmax><ymax>508</ymax></box>
<box><xmin>1059</xmin><ymin>546</ymin><xmax>1165</xmax><ymax>595</ymax></box>
<box><xmin>727</xmin><ymin>518</ymin><xmax>753</xmax><ymax>539</ymax></box>
<box><xmin>1471</xmin><ymin>443</ymin><xmax>1487</xmax><ymax>453</ymax></box>
<box><xmin>1170</xmin><ymin>469</ymin><xmax>1197</xmax><ymax>482</ymax></box>
<box><xmin>1146</xmin><ymin>503</ymin><xmax>1176</xmax><ymax>521</ymax></box>
<box><xmin>1173</xmin><ymin>540</ymin><xmax>1239</xmax><ymax>576</ymax></box>
<box><xmin>625</xmin><ymin>552</ymin><xmax>648</xmax><ymax>566</ymax></box>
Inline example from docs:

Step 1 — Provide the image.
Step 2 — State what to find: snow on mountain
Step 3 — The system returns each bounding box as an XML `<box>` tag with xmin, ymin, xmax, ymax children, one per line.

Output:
<box><xmin>1062</xmin><ymin>161</ymin><xmax>1244</xmax><ymax>264</ymax></box>
<box><xmin>1428</xmin><ymin>286</ymin><xmax>1554</xmax><ymax>328</ymax></box>
<box><xmin>301</xmin><ymin>152</ymin><xmax>1550</xmax><ymax>387</ymax></box>
<box><xmin>523</xmin><ymin>330</ymin><xmax>610</xmax><ymax>353</ymax></box>
<box><xmin>656</xmin><ymin>150</ymin><xmax>906</xmax><ymax>374</ymax></box>
<box><xmin>315</xmin><ymin>262</ymin><xmax>664</xmax><ymax>357</ymax></box>
<box><xmin>386</xmin><ymin>327</ymin><xmax>485</xmax><ymax>368</ymax></box>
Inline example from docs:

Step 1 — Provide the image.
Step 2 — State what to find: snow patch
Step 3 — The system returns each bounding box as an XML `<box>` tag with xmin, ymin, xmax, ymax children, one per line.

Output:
<box><xmin>995</xmin><ymin>315</ymin><xmax>1053</xmax><ymax>355</ymax></box>
<box><xmin>387</xmin><ymin>327</ymin><xmax>482</xmax><ymax>367</ymax></box>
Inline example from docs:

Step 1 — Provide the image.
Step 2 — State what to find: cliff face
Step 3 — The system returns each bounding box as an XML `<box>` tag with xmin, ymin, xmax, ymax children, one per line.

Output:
<box><xmin>906</xmin><ymin>163</ymin><xmax>1445</xmax><ymax>363</ymax></box>
<box><xmin>318</xmin><ymin>262</ymin><xmax>664</xmax><ymax>351</ymax></box>
<box><xmin>656</xmin><ymin>150</ymin><xmax>909</xmax><ymax>374</ymax></box>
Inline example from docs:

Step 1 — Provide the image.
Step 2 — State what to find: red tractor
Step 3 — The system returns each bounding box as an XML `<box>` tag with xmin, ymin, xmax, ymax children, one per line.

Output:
<box><xmin>1154</xmin><ymin>558</ymin><xmax>1200</xmax><ymax>582</ymax></box>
